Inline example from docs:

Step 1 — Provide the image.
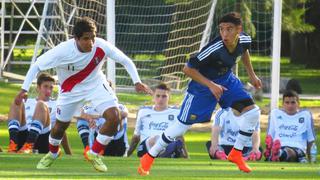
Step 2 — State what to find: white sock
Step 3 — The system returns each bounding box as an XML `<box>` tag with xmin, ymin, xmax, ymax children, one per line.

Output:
<box><xmin>234</xmin><ymin>106</ymin><xmax>260</xmax><ymax>151</ymax></box>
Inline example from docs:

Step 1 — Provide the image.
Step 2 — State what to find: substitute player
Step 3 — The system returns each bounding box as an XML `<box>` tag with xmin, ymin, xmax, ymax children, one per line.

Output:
<box><xmin>127</xmin><ymin>83</ymin><xmax>188</xmax><ymax>158</ymax></box>
<box><xmin>7</xmin><ymin>73</ymin><xmax>71</xmax><ymax>154</ymax></box>
<box><xmin>14</xmin><ymin>17</ymin><xmax>151</xmax><ymax>172</ymax></box>
<box><xmin>138</xmin><ymin>12</ymin><xmax>262</xmax><ymax>175</ymax></box>
<box><xmin>265</xmin><ymin>90</ymin><xmax>316</xmax><ymax>162</ymax></box>
<box><xmin>206</xmin><ymin>108</ymin><xmax>262</xmax><ymax>161</ymax></box>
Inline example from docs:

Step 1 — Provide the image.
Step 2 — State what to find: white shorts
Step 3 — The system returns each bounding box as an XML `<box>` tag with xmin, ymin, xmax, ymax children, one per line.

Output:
<box><xmin>56</xmin><ymin>82</ymin><xmax>118</xmax><ymax>122</ymax></box>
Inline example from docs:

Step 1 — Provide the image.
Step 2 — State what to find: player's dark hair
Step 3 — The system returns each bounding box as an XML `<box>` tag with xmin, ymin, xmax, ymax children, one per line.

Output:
<box><xmin>155</xmin><ymin>83</ymin><xmax>171</xmax><ymax>92</ymax></box>
<box><xmin>73</xmin><ymin>17</ymin><xmax>96</xmax><ymax>38</ymax></box>
<box><xmin>37</xmin><ymin>72</ymin><xmax>55</xmax><ymax>86</ymax></box>
<box><xmin>219</xmin><ymin>12</ymin><xmax>242</xmax><ymax>26</ymax></box>
<box><xmin>283</xmin><ymin>90</ymin><xmax>299</xmax><ymax>102</ymax></box>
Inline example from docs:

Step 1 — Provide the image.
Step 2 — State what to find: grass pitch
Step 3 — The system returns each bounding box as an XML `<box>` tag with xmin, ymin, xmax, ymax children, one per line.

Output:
<box><xmin>0</xmin><ymin>123</ymin><xmax>319</xmax><ymax>179</ymax></box>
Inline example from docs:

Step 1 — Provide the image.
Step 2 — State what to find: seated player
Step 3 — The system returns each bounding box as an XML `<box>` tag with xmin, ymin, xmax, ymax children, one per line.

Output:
<box><xmin>76</xmin><ymin>102</ymin><xmax>129</xmax><ymax>157</ymax></box>
<box><xmin>127</xmin><ymin>83</ymin><xmax>188</xmax><ymax>158</ymax></box>
<box><xmin>7</xmin><ymin>72</ymin><xmax>72</xmax><ymax>154</ymax></box>
<box><xmin>206</xmin><ymin>107</ymin><xmax>262</xmax><ymax>161</ymax></box>
<box><xmin>265</xmin><ymin>90</ymin><xmax>316</xmax><ymax>163</ymax></box>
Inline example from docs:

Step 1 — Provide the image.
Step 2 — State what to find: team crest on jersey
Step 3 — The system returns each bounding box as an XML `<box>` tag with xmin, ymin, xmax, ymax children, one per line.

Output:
<box><xmin>49</xmin><ymin>107</ymin><xmax>52</xmax><ymax>113</ymax></box>
<box><xmin>277</xmin><ymin>116</ymin><xmax>282</xmax><ymax>119</ymax></box>
<box><xmin>190</xmin><ymin>114</ymin><xmax>197</xmax><ymax>120</ymax></box>
<box><xmin>299</xmin><ymin>117</ymin><xmax>304</xmax><ymax>123</ymax></box>
<box><xmin>26</xmin><ymin>106</ymin><xmax>30</xmax><ymax>110</ymax></box>
<box><xmin>226</xmin><ymin>120</ymin><xmax>230</xmax><ymax>124</ymax></box>
<box><xmin>168</xmin><ymin>114</ymin><xmax>174</xmax><ymax>121</ymax></box>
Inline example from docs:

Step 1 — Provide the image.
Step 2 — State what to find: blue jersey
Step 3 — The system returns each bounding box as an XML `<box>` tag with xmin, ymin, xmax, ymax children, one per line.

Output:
<box><xmin>187</xmin><ymin>32</ymin><xmax>251</xmax><ymax>95</ymax></box>
<box><xmin>178</xmin><ymin>32</ymin><xmax>253</xmax><ymax>125</ymax></box>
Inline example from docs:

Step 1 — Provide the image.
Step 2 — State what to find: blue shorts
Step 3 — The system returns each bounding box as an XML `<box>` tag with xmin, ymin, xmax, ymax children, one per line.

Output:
<box><xmin>178</xmin><ymin>73</ymin><xmax>252</xmax><ymax>125</ymax></box>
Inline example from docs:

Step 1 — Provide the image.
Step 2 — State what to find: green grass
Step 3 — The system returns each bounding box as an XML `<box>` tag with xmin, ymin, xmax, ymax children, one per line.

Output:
<box><xmin>0</xmin><ymin>122</ymin><xmax>319</xmax><ymax>179</ymax></box>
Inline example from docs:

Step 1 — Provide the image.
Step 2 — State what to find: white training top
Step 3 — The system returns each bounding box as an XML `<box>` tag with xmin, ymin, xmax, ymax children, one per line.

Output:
<box><xmin>24</xmin><ymin>98</ymin><xmax>57</xmax><ymax>134</ymax></box>
<box><xmin>22</xmin><ymin>38</ymin><xmax>141</xmax><ymax>93</ymax></box>
<box><xmin>213</xmin><ymin>108</ymin><xmax>260</xmax><ymax>147</ymax></box>
<box><xmin>267</xmin><ymin>109</ymin><xmax>316</xmax><ymax>152</ymax></box>
<box><xmin>82</xmin><ymin>104</ymin><xmax>128</xmax><ymax>144</ymax></box>
<box><xmin>134</xmin><ymin>106</ymin><xmax>179</xmax><ymax>142</ymax></box>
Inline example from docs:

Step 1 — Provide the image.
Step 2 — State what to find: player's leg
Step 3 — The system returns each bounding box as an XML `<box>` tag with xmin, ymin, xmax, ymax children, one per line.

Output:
<box><xmin>7</xmin><ymin>101</ymin><xmax>26</xmax><ymax>152</ymax></box>
<box><xmin>76</xmin><ymin>119</ymin><xmax>90</xmax><ymax>157</ymax></box>
<box><xmin>84</xmin><ymin>82</ymin><xmax>120</xmax><ymax>172</ymax></box>
<box><xmin>222</xmin><ymin>77</ymin><xmax>260</xmax><ymax>173</ymax></box>
<box><xmin>37</xmin><ymin>101</ymin><xmax>79</xmax><ymax>170</ymax></box>
<box><xmin>19</xmin><ymin>100</ymin><xmax>50</xmax><ymax>153</ymax></box>
<box><xmin>138</xmin><ymin>93</ymin><xmax>215</xmax><ymax>175</ymax></box>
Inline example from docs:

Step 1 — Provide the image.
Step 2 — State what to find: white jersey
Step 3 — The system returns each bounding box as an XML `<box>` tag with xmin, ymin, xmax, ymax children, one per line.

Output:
<box><xmin>213</xmin><ymin>108</ymin><xmax>260</xmax><ymax>147</ymax></box>
<box><xmin>134</xmin><ymin>106</ymin><xmax>179</xmax><ymax>142</ymax></box>
<box><xmin>34</xmin><ymin>38</ymin><xmax>140</xmax><ymax>95</ymax></box>
<box><xmin>267</xmin><ymin>109</ymin><xmax>316</xmax><ymax>152</ymax></box>
<box><xmin>24</xmin><ymin>98</ymin><xmax>57</xmax><ymax>134</ymax></box>
<box><xmin>82</xmin><ymin>104</ymin><xmax>128</xmax><ymax>143</ymax></box>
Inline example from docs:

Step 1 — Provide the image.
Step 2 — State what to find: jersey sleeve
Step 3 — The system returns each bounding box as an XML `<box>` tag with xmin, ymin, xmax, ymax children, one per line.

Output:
<box><xmin>34</xmin><ymin>42</ymin><xmax>66</xmax><ymax>70</ymax></box>
<box><xmin>306</xmin><ymin>111</ymin><xmax>316</xmax><ymax>142</ymax></box>
<box><xmin>133</xmin><ymin>110</ymin><xmax>143</xmax><ymax>136</ymax></box>
<box><xmin>98</xmin><ymin>39</ymin><xmax>141</xmax><ymax>84</ymax></box>
<box><xmin>254</xmin><ymin>118</ymin><xmax>261</xmax><ymax>131</ymax></box>
<box><xmin>213</xmin><ymin>108</ymin><xmax>227</xmax><ymax>127</ymax></box>
<box><xmin>239</xmin><ymin>32</ymin><xmax>252</xmax><ymax>51</ymax></box>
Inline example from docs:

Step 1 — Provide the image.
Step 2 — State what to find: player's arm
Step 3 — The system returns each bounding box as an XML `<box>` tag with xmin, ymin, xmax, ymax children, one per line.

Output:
<box><xmin>306</xmin><ymin>141</ymin><xmax>315</xmax><ymax>161</ymax></box>
<box><xmin>61</xmin><ymin>132</ymin><xmax>72</xmax><ymax>155</ymax></box>
<box><xmin>127</xmin><ymin>134</ymin><xmax>140</xmax><ymax>157</ymax></box>
<box><xmin>209</xmin><ymin>125</ymin><xmax>221</xmax><ymax>157</ymax></box>
<box><xmin>241</xmin><ymin>50</ymin><xmax>262</xmax><ymax>89</ymax></box>
<box><xmin>127</xmin><ymin>110</ymin><xmax>143</xmax><ymax>156</ymax></box>
<box><xmin>306</xmin><ymin>111</ymin><xmax>316</xmax><ymax>161</ymax></box>
<box><xmin>183</xmin><ymin>65</ymin><xmax>226</xmax><ymax>100</ymax></box>
<box><xmin>16</xmin><ymin>44</ymin><xmax>64</xmax><ymax>105</ymax></box>
<box><xmin>251</xmin><ymin>131</ymin><xmax>261</xmax><ymax>153</ymax></box>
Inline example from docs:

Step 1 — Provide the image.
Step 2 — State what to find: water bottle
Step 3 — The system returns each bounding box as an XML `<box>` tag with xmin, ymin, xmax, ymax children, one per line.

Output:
<box><xmin>310</xmin><ymin>143</ymin><xmax>317</xmax><ymax>163</ymax></box>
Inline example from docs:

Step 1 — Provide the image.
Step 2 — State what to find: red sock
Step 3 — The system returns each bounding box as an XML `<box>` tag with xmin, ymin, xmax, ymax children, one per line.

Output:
<box><xmin>91</xmin><ymin>139</ymin><xmax>105</xmax><ymax>154</ymax></box>
<box><xmin>49</xmin><ymin>143</ymin><xmax>59</xmax><ymax>154</ymax></box>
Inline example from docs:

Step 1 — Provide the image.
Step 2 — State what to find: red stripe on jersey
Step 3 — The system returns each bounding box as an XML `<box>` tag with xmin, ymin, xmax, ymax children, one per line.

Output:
<box><xmin>61</xmin><ymin>47</ymin><xmax>105</xmax><ymax>93</ymax></box>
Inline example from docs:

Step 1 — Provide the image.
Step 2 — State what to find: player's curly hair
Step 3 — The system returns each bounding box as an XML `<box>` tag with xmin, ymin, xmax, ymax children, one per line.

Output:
<box><xmin>73</xmin><ymin>17</ymin><xmax>97</xmax><ymax>38</ymax></box>
<box><xmin>219</xmin><ymin>12</ymin><xmax>242</xmax><ymax>26</ymax></box>
<box><xmin>37</xmin><ymin>72</ymin><xmax>55</xmax><ymax>86</ymax></box>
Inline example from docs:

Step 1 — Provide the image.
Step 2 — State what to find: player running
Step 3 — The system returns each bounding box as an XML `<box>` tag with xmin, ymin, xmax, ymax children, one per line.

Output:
<box><xmin>138</xmin><ymin>12</ymin><xmax>262</xmax><ymax>175</ymax></box>
<box><xmin>14</xmin><ymin>17</ymin><xmax>151</xmax><ymax>172</ymax></box>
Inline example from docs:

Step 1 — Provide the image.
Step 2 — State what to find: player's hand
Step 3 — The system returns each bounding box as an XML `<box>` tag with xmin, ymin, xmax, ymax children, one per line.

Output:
<box><xmin>15</xmin><ymin>89</ymin><xmax>28</xmax><ymax>105</ymax></box>
<box><xmin>250</xmin><ymin>75</ymin><xmax>262</xmax><ymax>89</ymax></box>
<box><xmin>215</xmin><ymin>150</ymin><xmax>227</xmax><ymax>160</ymax></box>
<box><xmin>244</xmin><ymin>151</ymin><xmax>262</xmax><ymax>161</ymax></box>
<box><xmin>134</xmin><ymin>82</ymin><xmax>153</xmax><ymax>95</ymax></box>
<box><xmin>209</xmin><ymin>145</ymin><xmax>217</xmax><ymax>157</ymax></box>
<box><xmin>208</xmin><ymin>82</ymin><xmax>227</xmax><ymax>101</ymax></box>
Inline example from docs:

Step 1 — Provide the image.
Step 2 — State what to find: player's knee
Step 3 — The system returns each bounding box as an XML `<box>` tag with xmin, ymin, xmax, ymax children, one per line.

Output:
<box><xmin>103</xmin><ymin>108</ymin><xmax>121</xmax><ymax>125</ymax></box>
<box><xmin>35</xmin><ymin>100</ymin><xmax>49</xmax><ymax>112</ymax></box>
<box><xmin>52</xmin><ymin>120</ymin><xmax>70</xmax><ymax>136</ymax></box>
